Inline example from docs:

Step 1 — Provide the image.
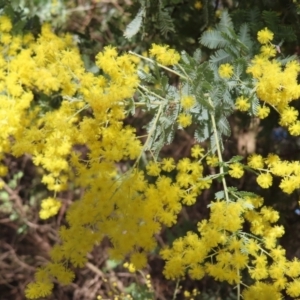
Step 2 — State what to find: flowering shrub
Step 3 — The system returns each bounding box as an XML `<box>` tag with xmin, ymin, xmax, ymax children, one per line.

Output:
<box><xmin>0</xmin><ymin>7</ymin><xmax>300</xmax><ymax>299</ymax></box>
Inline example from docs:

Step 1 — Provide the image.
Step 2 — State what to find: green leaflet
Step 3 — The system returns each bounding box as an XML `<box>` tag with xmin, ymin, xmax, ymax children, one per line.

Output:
<box><xmin>124</xmin><ymin>8</ymin><xmax>144</xmax><ymax>39</ymax></box>
<box><xmin>200</xmin><ymin>30</ymin><xmax>229</xmax><ymax>49</ymax></box>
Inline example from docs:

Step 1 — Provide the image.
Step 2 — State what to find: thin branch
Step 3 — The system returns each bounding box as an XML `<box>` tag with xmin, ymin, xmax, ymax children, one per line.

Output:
<box><xmin>172</xmin><ymin>279</ymin><xmax>180</xmax><ymax>300</ymax></box>
<box><xmin>129</xmin><ymin>51</ymin><xmax>188</xmax><ymax>80</ymax></box>
<box><xmin>208</xmin><ymin>97</ymin><xmax>230</xmax><ymax>203</ymax></box>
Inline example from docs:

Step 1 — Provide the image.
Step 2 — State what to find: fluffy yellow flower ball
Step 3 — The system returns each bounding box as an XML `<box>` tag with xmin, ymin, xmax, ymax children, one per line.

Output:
<box><xmin>218</xmin><ymin>63</ymin><xmax>234</xmax><ymax>79</ymax></box>
<box><xmin>257</xmin><ymin>27</ymin><xmax>274</xmax><ymax>44</ymax></box>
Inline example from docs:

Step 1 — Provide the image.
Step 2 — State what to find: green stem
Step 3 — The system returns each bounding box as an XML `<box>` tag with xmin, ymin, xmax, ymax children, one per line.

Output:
<box><xmin>129</xmin><ymin>51</ymin><xmax>188</xmax><ymax>80</ymax></box>
<box><xmin>208</xmin><ymin>97</ymin><xmax>230</xmax><ymax>203</ymax></box>
<box><xmin>172</xmin><ymin>279</ymin><xmax>180</xmax><ymax>300</ymax></box>
<box><xmin>176</xmin><ymin>63</ymin><xmax>190</xmax><ymax>81</ymax></box>
<box><xmin>133</xmin><ymin>102</ymin><xmax>163</xmax><ymax>168</ymax></box>
<box><xmin>67</xmin><ymin>103</ymin><xmax>90</xmax><ymax>121</ymax></box>
<box><xmin>138</xmin><ymin>84</ymin><xmax>168</xmax><ymax>103</ymax></box>
<box><xmin>237</xmin><ymin>271</ymin><xmax>240</xmax><ymax>300</ymax></box>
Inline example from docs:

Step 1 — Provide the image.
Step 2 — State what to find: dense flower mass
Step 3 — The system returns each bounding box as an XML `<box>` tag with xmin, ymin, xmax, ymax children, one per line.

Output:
<box><xmin>1</xmin><ymin>10</ymin><xmax>300</xmax><ymax>300</ymax></box>
<box><xmin>161</xmin><ymin>196</ymin><xmax>300</xmax><ymax>298</ymax></box>
<box><xmin>247</xmin><ymin>50</ymin><xmax>300</xmax><ymax>136</ymax></box>
<box><xmin>0</xmin><ymin>20</ymin><xmax>210</xmax><ymax>294</ymax></box>
<box><xmin>0</xmin><ymin>17</ymin><xmax>154</xmax><ymax>298</ymax></box>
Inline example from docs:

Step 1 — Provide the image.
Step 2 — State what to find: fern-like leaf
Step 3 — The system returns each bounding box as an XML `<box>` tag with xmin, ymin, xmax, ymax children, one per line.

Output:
<box><xmin>238</xmin><ymin>23</ymin><xmax>252</xmax><ymax>51</ymax></box>
<box><xmin>210</xmin><ymin>49</ymin><xmax>232</xmax><ymax>65</ymax></box>
<box><xmin>200</xmin><ymin>30</ymin><xmax>229</xmax><ymax>49</ymax></box>
<box><xmin>193</xmin><ymin>49</ymin><xmax>202</xmax><ymax>62</ymax></box>
<box><xmin>238</xmin><ymin>23</ymin><xmax>250</xmax><ymax>44</ymax></box>
<box><xmin>158</xmin><ymin>9</ymin><xmax>175</xmax><ymax>36</ymax></box>
<box><xmin>218</xmin><ymin>10</ymin><xmax>233</xmax><ymax>30</ymax></box>
<box><xmin>194</xmin><ymin>124</ymin><xmax>210</xmax><ymax>143</ymax></box>
<box><xmin>217</xmin><ymin>117</ymin><xmax>231</xmax><ymax>136</ymax></box>
<box><xmin>124</xmin><ymin>8</ymin><xmax>144</xmax><ymax>39</ymax></box>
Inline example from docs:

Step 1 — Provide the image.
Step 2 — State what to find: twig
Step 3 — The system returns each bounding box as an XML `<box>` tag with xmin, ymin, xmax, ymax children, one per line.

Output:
<box><xmin>208</xmin><ymin>97</ymin><xmax>230</xmax><ymax>203</ymax></box>
<box><xmin>172</xmin><ymin>279</ymin><xmax>180</xmax><ymax>300</ymax></box>
<box><xmin>129</xmin><ymin>51</ymin><xmax>188</xmax><ymax>80</ymax></box>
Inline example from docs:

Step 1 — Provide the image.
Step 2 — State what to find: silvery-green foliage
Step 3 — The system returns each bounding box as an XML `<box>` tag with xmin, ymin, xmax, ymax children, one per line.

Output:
<box><xmin>135</xmin><ymin>10</ymin><xmax>290</xmax><ymax>156</ymax></box>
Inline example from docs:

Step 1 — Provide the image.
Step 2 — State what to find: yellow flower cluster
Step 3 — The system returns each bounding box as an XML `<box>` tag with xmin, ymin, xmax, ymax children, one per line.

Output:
<box><xmin>248</xmin><ymin>58</ymin><xmax>300</xmax><ymax>111</ymax></box>
<box><xmin>149</xmin><ymin>44</ymin><xmax>180</xmax><ymax>66</ymax></box>
<box><xmin>194</xmin><ymin>1</ymin><xmax>203</xmax><ymax>10</ymax></box>
<box><xmin>162</xmin><ymin>196</ymin><xmax>300</xmax><ymax>298</ymax></box>
<box><xmin>123</xmin><ymin>262</ymin><xmax>136</xmax><ymax>273</ymax></box>
<box><xmin>268</xmin><ymin>154</ymin><xmax>300</xmax><ymax>194</ymax></box>
<box><xmin>39</xmin><ymin>197</ymin><xmax>62</xmax><ymax>219</ymax></box>
<box><xmin>247</xmin><ymin>30</ymin><xmax>300</xmax><ymax>135</ymax></box>
<box><xmin>0</xmin><ymin>20</ymin><xmax>141</xmax><ymax>186</ymax></box>
<box><xmin>27</xmin><ymin>142</ymin><xmax>210</xmax><ymax>297</ymax></box>
<box><xmin>247</xmin><ymin>153</ymin><xmax>300</xmax><ymax>193</ymax></box>
<box><xmin>183</xmin><ymin>288</ymin><xmax>200</xmax><ymax>298</ymax></box>
<box><xmin>0</xmin><ymin>15</ymin><xmax>156</xmax><ymax>298</ymax></box>
<box><xmin>25</xmin><ymin>263</ymin><xmax>74</xmax><ymax>299</ymax></box>
<box><xmin>1</xmin><ymin>12</ymin><xmax>299</xmax><ymax>300</ymax></box>
<box><xmin>0</xmin><ymin>15</ymin><xmax>12</xmax><ymax>32</ymax></box>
